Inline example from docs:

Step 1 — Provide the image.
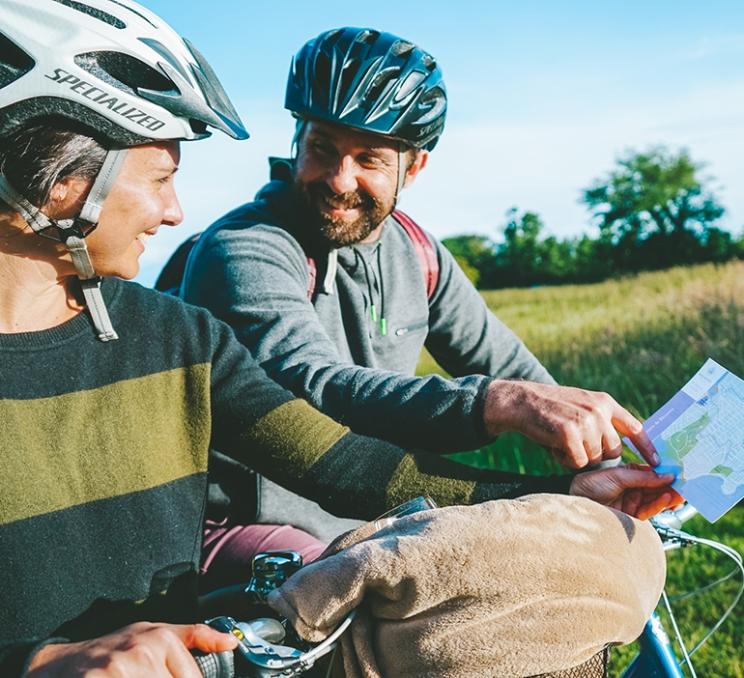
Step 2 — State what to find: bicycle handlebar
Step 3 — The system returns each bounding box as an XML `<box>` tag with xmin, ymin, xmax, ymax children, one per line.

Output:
<box><xmin>651</xmin><ymin>503</ymin><xmax>698</xmax><ymax>531</ymax></box>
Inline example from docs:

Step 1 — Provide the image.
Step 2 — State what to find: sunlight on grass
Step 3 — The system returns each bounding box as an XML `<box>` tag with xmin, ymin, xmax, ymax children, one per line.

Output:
<box><xmin>417</xmin><ymin>261</ymin><xmax>744</xmax><ymax>675</ymax></box>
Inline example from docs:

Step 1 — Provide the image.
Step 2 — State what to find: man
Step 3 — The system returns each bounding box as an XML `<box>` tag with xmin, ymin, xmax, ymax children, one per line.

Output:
<box><xmin>178</xmin><ymin>28</ymin><xmax>658</xmax><ymax>538</ymax></box>
<box><xmin>0</xmin><ymin>4</ymin><xmax>678</xmax><ymax>676</ymax></box>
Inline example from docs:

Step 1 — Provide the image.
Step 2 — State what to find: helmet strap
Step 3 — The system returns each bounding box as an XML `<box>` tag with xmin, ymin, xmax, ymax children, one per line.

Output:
<box><xmin>290</xmin><ymin>118</ymin><xmax>307</xmax><ymax>161</ymax></box>
<box><xmin>394</xmin><ymin>144</ymin><xmax>408</xmax><ymax>206</ymax></box>
<box><xmin>0</xmin><ymin>149</ymin><xmax>127</xmax><ymax>342</ymax></box>
<box><xmin>79</xmin><ymin>149</ymin><xmax>128</xmax><ymax>225</ymax></box>
<box><xmin>64</xmin><ymin>148</ymin><xmax>128</xmax><ymax>342</ymax></box>
<box><xmin>0</xmin><ymin>174</ymin><xmax>58</xmax><ymax>234</ymax></box>
<box><xmin>65</xmin><ymin>235</ymin><xmax>117</xmax><ymax>341</ymax></box>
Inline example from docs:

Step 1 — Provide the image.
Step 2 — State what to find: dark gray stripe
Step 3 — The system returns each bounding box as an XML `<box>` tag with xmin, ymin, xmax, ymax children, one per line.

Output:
<box><xmin>0</xmin><ymin>473</ymin><xmax>206</xmax><ymax>642</ymax></box>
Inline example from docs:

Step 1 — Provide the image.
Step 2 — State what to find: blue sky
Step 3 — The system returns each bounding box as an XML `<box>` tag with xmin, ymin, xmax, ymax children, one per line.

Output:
<box><xmin>137</xmin><ymin>1</ymin><xmax>744</xmax><ymax>285</ymax></box>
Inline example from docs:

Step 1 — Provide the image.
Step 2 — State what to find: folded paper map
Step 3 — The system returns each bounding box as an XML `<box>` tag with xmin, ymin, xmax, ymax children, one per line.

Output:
<box><xmin>629</xmin><ymin>358</ymin><xmax>744</xmax><ymax>522</ymax></box>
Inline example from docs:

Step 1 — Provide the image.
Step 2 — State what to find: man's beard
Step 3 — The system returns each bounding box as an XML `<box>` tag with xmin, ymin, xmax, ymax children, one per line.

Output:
<box><xmin>294</xmin><ymin>180</ymin><xmax>392</xmax><ymax>247</ymax></box>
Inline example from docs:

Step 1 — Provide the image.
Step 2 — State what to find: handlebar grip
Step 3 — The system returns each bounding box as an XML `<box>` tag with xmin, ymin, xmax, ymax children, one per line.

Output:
<box><xmin>193</xmin><ymin>650</ymin><xmax>235</xmax><ymax>678</ymax></box>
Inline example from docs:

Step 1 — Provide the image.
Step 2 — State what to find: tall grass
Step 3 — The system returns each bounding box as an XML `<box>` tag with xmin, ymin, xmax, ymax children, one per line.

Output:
<box><xmin>419</xmin><ymin>262</ymin><xmax>744</xmax><ymax>473</ymax></box>
<box><xmin>418</xmin><ymin>261</ymin><xmax>744</xmax><ymax>676</ymax></box>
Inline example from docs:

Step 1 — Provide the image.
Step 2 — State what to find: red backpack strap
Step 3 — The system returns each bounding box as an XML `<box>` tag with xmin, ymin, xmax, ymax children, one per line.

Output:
<box><xmin>393</xmin><ymin>209</ymin><xmax>439</xmax><ymax>299</ymax></box>
<box><xmin>306</xmin><ymin>255</ymin><xmax>317</xmax><ymax>299</ymax></box>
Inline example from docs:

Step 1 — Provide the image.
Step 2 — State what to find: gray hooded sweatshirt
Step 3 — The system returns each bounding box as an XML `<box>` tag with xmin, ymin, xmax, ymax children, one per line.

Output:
<box><xmin>181</xmin><ymin>172</ymin><xmax>554</xmax><ymax>455</ymax></box>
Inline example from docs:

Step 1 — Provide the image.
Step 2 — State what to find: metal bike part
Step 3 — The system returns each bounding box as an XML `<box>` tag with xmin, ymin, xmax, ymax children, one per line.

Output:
<box><xmin>200</xmin><ymin>612</ymin><xmax>355</xmax><ymax>678</ymax></box>
<box><xmin>623</xmin><ymin>612</ymin><xmax>686</xmax><ymax>678</ymax></box>
<box><xmin>373</xmin><ymin>495</ymin><xmax>438</xmax><ymax>531</ymax></box>
<box><xmin>195</xmin><ymin>617</ymin><xmax>288</xmax><ymax>678</ymax></box>
<box><xmin>244</xmin><ymin>551</ymin><xmax>303</xmax><ymax>603</ymax></box>
<box><xmin>651</xmin><ymin>504</ymin><xmax>698</xmax><ymax>531</ymax></box>
<box><xmin>623</xmin><ymin>503</ymin><xmax>743</xmax><ymax>677</ymax></box>
<box><xmin>237</xmin><ymin>618</ymin><xmax>286</xmax><ymax>644</ymax></box>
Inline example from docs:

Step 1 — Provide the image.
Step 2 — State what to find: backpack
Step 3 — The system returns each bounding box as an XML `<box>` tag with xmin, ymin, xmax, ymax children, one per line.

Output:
<box><xmin>154</xmin><ymin>203</ymin><xmax>440</xmax><ymax>526</ymax></box>
<box><xmin>155</xmin><ymin>210</ymin><xmax>439</xmax><ymax>300</ymax></box>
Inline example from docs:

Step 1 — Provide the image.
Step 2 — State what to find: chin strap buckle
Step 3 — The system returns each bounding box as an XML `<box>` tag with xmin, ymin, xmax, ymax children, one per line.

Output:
<box><xmin>66</xmin><ymin>235</ymin><xmax>118</xmax><ymax>342</ymax></box>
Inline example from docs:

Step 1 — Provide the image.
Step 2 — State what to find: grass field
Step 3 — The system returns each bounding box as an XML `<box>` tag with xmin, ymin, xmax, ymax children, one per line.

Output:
<box><xmin>418</xmin><ymin>261</ymin><xmax>744</xmax><ymax>677</ymax></box>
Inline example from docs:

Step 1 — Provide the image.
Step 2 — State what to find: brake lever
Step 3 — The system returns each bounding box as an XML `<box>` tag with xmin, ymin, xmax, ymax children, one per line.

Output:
<box><xmin>205</xmin><ymin>612</ymin><xmax>355</xmax><ymax>678</ymax></box>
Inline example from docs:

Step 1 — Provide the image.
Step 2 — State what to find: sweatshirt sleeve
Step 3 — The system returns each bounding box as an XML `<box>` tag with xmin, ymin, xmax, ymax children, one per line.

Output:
<box><xmin>206</xmin><ymin>314</ymin><xmax>572</xmax><ymax>521</ymax></box>
<box><xmin>182</xmin><ymin>221</ymin><xmax>494</xmax><ymax>453</ymax></box>
<box><xmin>426</xmin><ymin>238</ymin><xmax>556</xmax><ymax>385</ymax></box>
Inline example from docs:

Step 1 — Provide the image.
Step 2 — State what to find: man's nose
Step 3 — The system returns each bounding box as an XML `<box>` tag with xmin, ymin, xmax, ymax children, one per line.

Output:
<box><xmin>326</xmin><ymin>155</ymin><xmax>358</xmax><ymax>195</ymax></box>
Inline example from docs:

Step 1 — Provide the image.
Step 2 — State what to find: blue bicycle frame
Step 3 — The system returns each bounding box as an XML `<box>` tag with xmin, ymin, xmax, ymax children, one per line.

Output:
<box><xmin>621</xmin><ymin>612</ymin><xmax>685</xmax><ymax>678</ymax></box>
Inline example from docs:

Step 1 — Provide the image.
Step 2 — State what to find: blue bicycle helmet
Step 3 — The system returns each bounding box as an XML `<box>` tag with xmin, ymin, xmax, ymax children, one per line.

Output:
<box><xmin>285</xmin><ymin>27</ymin><xmax>446</xmax><ymax>151</ymax></box>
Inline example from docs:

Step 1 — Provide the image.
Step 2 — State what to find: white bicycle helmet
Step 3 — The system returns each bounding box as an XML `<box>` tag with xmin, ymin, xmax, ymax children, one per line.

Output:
<box><xmin>0</xmin><ymin>0</ymin><xmax>248</xmax><ymax>340</ymax></box>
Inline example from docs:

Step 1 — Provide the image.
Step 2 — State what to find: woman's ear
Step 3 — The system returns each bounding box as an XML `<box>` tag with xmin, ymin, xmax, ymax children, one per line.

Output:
<box><xmin>43</xmin><ymin>176</ymin><xmax>90</xmax><ymax>219</ymax></box>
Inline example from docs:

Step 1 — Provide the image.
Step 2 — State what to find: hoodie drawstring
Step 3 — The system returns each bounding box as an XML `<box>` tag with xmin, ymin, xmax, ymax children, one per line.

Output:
<box><xmin>375</xmin><ymin>245</ymin><xmax>386</xmax><ymax>336</ymax></box>
<box><xmin>354</xmin><ymin>244</ymin><xmax>387</xmax><ymax>336</ymax></box>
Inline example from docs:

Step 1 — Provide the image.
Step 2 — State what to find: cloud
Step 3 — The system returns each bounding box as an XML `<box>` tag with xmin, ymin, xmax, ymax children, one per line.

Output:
<box><xmin>683</xmin><ymin>33</ymin><xmax>744</xmax><ymax>61</ymax></box>
<box><xmin>400</xmin><ymin>80</ymin><xmax>744</xmax><ymax>242</ymax></box>
<box><xmin>137</xmin><ymin>80</ymin><xmax>744</xmax><ymax>286</ymax></box>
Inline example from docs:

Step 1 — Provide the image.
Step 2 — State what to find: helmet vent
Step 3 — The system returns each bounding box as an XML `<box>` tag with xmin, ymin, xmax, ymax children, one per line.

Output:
<box><xmin>311</xmin><ymin>51</ymin><xmax>332</xmax><ymax>107</ymax></box>
<box><xmin>365</xmin><ymin>67</ymin><xmax>400</xmax><ymax>104</ymax></box>
<box><xmin>0</xmin><ymin>32</ymin><xmax>35</xmax><ymax>89</ymax></box>
<box><xmin>415</xmin><ymin>86</ymin><xmax>446</xmax><ymax>125</ymax></box>
<box><xmin>395</xmin><ymin>70</ymin><xmax>426</xmax><ymax>103</ymax></box>
<box><xmin>107</xmin><ymin>0</ymin><xmax>158</xmax><ymax>29</ymax></box>
<box><xmin>51</xmin><ymin>0</ymin><xmax>126</xmax><ymax>29</ymax></box>
<box><xmin>323</xmin><ymin>28</ymin><xmax>344</xmax><ymax>47</ymax></box>
<box><xmin>391</xmin><ymin>40</ymin><xmax>414</xmax><ymax>57</ymax></box>
<box><xmin>355</xmin><ymin>30</ymin><xmax>378</xmax><ymax>45</ymax></box>
<box><xmin>421</xmin><ymin>54</ymin><xmax>436</xmax><ymax>71</ymax></box>
<box><xmin>339</xmin><ymin>58</ymin><xmax>361</xmax><ymax>103</ymax></box>
<box><xmin>184</xmin><ymin>38</ymin><xmax>243</xmax><ymax>131</ymax></box>
<box><xmin>140</xmin><ymin>37</ymin><xmax>191</xmax><ymax>84</ymax></box>
<box><xmin>75</xmin><ymin>51</ymin><xmax>177</xmax><ymax>95</ymax></box>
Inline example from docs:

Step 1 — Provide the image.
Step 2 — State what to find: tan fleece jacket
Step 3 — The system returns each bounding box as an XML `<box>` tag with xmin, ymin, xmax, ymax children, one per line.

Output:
<box><xmin>268</xmin><ymin>494</ymin><xmax>666</xmax><ymax>678</ymax></box>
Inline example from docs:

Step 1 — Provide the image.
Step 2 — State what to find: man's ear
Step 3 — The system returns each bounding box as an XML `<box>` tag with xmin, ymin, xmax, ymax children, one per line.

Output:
<box><xmin>403</xmin><ymin>150</ymin><xmax>429</xmax><ymax>189</ymax></box>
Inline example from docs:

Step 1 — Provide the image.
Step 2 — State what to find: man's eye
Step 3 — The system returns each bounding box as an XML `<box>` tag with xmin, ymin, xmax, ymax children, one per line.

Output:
<box><xmin>359</xmin><ymin>154</ymin><xmax>385</xmax><ymax>168</ymax></box>
<box><xmin>311</xmin><ymin>141</ymin><xmax>334</xmax><ymax>156</ymax></box>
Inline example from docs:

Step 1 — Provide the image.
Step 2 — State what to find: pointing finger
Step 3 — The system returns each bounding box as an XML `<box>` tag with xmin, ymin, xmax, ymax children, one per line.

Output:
<box><xmin>611</xmin><ymin>407</ymin><xmax>659</xmax><ymax>466</ymax></box>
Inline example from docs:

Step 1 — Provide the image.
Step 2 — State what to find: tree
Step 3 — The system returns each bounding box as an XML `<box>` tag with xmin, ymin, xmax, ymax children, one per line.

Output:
<box><xmin>583</xmin><ymin>147</ymin><xmax>725</xmax><ymax>270</ymax></box>
<box><xmin>441</xmin><ymin>235</ymin><xmax>496</xmax><ymax>288</ymax></box>
<box><xmin>496</xmin><ymin>208</ymin><xmax>545</xmax><ymax>286</ymax></box>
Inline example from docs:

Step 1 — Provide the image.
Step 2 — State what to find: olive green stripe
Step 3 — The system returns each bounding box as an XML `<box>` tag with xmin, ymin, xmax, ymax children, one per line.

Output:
<box><xmin>242</xmin><ymin>399</ymin><xmax>348</xmax><ymax>474</ymax></box>
<box><xmin>386</xmin><ymin>455</ymin><xmax>476</xmax><ymax>507</ymax></box>
<box><xmin>0</xmin><ymin>364</ymin><xmax>211</xmax><ymax>526</ymax></box>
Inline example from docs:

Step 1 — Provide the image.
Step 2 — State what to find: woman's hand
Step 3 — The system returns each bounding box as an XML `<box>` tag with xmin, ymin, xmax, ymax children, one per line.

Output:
<box><xmin>570</xmin><ymin>463</ymin><xmax>684</xmax><ymax>519</ymax></box>
<box><xmin>26</xmin><ymin>622</ymin><xmax>237</xmax><ymax>677</ymax></box>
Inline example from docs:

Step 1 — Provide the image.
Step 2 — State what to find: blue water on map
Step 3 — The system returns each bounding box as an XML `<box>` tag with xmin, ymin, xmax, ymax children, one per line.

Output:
<box><xmin>681</xmin><ymin>474</ymin><xmax>744</xmax><ymax>522</ymax></box>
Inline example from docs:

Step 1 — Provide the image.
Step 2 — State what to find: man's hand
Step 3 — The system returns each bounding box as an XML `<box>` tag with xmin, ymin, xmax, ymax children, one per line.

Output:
<box><xmin>26</xmin><ymin>622</ymin><xmax>237</xmax><ymax>677</ymax></box>
<box><xmin>569</xmin><ymin>464</ymin><xmax>684</xmax><ymax>520</ymax></box>
<box><xmin>484</xmin><ymin>380</ymin><xmax>658</xmax><ymax>469</ymax></box>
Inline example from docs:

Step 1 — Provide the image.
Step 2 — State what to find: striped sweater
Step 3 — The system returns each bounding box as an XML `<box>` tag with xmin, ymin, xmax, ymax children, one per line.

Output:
<box><xmin>0</xmin><ymin>278</ymin><xmax>570</xmax><ymax>674</ymax></box>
